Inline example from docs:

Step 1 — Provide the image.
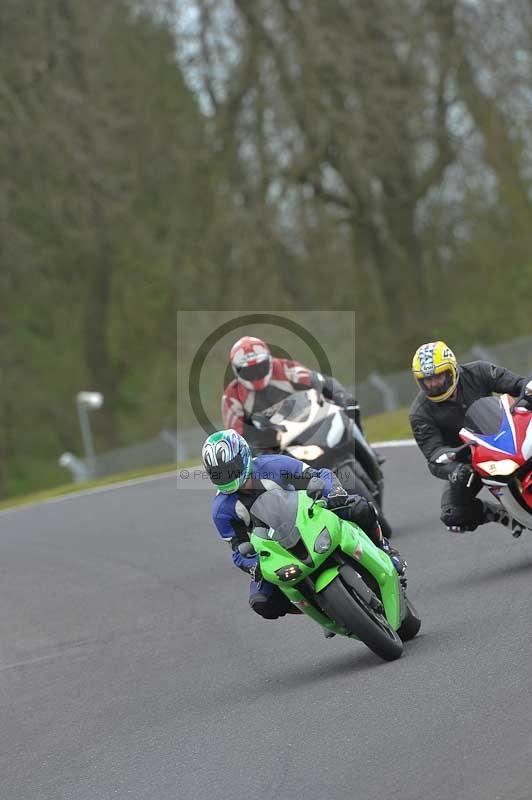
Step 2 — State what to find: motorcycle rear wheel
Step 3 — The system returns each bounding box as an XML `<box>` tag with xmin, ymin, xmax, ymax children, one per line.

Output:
<box><xmin>318</xmin><ymin>576</ymin><xmax>403</xmax><ymax>661</ymax></box>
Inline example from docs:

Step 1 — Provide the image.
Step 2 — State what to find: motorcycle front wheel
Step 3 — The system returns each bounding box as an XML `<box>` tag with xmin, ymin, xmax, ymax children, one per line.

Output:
<box><xmin>318</xmin><ymin>576</ymin><xmax>403</xmax><ymax>661</ymax></box>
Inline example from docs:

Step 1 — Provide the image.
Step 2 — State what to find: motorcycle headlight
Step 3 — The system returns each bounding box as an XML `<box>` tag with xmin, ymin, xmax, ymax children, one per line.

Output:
<box><xmin>314</xmin><ymin>527</ymin><xmax>332</xmax><ymax>554</ymax></box>
<box><xmin>275</xmin><ymin>564</ymin><xmax>303</xmax><ymax>581</ymax></box>
<box><xmin>287</xmin><ymin>445</ymin><xmax>324</xmax><ymax>461</ymax></box>
<box><xmin>478</xmin><ymin>459</ymin><xmax>519</xmax><ymax>476</ymax></box>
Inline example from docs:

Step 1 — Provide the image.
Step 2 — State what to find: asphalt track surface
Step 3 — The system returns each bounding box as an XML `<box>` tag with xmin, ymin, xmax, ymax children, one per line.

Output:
<box><xmin>2</xmin><ymin>446</ymin><xmax>532</xmax><ymax>800</ymax></box>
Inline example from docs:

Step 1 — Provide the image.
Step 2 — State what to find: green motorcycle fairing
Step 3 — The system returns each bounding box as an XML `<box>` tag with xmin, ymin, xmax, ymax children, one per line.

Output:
<box><xmin>249</xmin><ymin>489</ymin><xmax>402</xmax><ymax>638</ymax></box>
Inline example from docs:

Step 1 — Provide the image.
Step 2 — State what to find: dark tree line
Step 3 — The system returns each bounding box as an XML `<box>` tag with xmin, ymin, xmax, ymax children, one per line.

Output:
<box><xmin>1</xmin><ymin>0</ymin><xmax>531</xmax><ymax>497</ymax></box>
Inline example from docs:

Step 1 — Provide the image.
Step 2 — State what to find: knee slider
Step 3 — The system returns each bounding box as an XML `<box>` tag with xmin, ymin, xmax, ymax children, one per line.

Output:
<box><xmin>441</xmin><ymin>505</ymin><xmax>465</xmax><ymax>527</ymax></box>
<box><xmin>441</xmin><ymin>505</ymin><xmax>480</xmax><ymax>532</ymax></box>
<box><xmin>249</xmin><ymin>593</ymin><xmax>281</xmax><ymax>619</ymax></box>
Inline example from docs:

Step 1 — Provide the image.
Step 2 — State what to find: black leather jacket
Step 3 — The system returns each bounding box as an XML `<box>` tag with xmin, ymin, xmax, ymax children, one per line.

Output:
<box><xmin>409</xmin><ymin>361</ymin><xmax>525</xmax><ymax>480</ymax></box>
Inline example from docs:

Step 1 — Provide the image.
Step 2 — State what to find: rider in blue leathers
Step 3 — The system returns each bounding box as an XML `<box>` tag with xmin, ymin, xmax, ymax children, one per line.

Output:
<box><xmin>202</xmin><ymin>429</ymin><xmax>404</xmax><ymax>620</ymax></box>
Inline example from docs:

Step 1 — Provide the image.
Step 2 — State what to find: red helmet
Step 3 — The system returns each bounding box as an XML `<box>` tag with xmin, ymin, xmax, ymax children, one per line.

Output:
<box><xmin>230</xmin><ymin>336</ymin><xmax>272</xmax><ymax>391</ymax></box>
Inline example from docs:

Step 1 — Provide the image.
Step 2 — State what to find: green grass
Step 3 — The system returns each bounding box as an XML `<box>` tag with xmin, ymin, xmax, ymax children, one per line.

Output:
<box><xmin>0</xmin><ymin>459</ymin><xmax>198</xmax><ymax>512</ymax></box>
<box><xmin>365</xmin><ymin>407</ymin><xmax>412</xmax><ymax>442</ymax></box>
<box><xmin>1</xmin><ymin>408</ymin><xmax>412</xmax><ymax>511</ymax></box>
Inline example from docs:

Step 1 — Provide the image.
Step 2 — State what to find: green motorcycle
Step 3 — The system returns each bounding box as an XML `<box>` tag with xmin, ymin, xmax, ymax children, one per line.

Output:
<box><xmin>245</xmin><ymin>478</ymin><xmax>420</xmax><ymax>661</ymax></box>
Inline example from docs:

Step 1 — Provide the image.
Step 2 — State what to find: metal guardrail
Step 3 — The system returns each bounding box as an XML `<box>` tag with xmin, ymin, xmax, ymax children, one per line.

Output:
<box><xmin>61</xmin><ymin>334</ymin><xmax>532</xmax><ymax>480</ymax></box>
<box><xmin>356</xmin><ymin>336</ymin><xmax>532</xmax><ymax>416</ymax></box>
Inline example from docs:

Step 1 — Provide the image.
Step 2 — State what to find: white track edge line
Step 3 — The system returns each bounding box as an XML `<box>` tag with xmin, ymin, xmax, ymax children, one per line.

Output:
<box><xmin>372</xmin><ymin>438</ymin><xmax>416</xmax><ymax>447</ymax></box>
<box><xmin>0</xmin><ymin>471</ymin><xmax>178</xmax><ymax>516</ymax></box>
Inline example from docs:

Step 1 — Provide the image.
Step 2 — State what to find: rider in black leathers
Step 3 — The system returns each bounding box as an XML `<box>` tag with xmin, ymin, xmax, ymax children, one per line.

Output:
<box><xmin>409</xmin><ymin>342</ymin><xmax>525</xmax><ymax>532</ymax></box>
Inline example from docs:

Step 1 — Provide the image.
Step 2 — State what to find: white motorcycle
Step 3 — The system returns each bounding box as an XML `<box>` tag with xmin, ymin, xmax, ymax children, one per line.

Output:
<box><xmin>250</xmin><ymin>389</ymin><xmax>392</xmax><ymax>537</ymax></box>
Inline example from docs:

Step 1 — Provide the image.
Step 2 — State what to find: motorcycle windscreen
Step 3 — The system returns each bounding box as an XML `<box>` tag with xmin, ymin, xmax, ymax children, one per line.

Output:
<box><xmin>262</xmin><ymin>393</ymin><xmax>312</xmax><ymax>423</ymax></box>
<box><xmin>250</xmin><ymin>489</ymin><xmax>301</xmax><ymax>548</ymax></box>
<box><xmin>242</xmin><ymin>422</ymin><xmax>279</xmax><ymax>451</ymax></box>
<box><xmin>464</xmin><ymin>396</ymin><xmax>503</xmax><ymax>435</ymax></box>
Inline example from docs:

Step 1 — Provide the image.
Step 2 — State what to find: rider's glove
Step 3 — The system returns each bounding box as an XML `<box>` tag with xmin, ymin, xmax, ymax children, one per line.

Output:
<box><xmin>448</xmin><ymin>463</ymin><xmax>474</xmax><ymax>487</ymax></box>
<box><xmin>342</xmin><ymin>396</ymin><xmax>359</xmax><ymax>421</ymax></box>
<box><xmin>326</xmin><ymin>486</ymin><xmax>348</xmax><ymax>509</ymax></box>
<box><xmin>249</xmin><ymin>560</ymin><xmax>262</xmax><ymax>582</ymax></box>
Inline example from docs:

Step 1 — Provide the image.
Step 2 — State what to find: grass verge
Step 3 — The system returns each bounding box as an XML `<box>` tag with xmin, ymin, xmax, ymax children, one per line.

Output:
<box><xmin>0</xmin><ymin>460</ymin><xmax>198</xmax><ymax>512</ymax></box>
<box><xmin>365</xmin><ymin>406</ymin><xmax>411</xmax><ymax>442</ymax></box>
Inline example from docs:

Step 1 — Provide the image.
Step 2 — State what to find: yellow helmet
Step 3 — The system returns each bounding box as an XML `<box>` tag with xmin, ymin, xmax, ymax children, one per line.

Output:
<box><xmin>412</xmin><ymin>341</ymin><xmax>458</xmax><ymax>402</ymax></box>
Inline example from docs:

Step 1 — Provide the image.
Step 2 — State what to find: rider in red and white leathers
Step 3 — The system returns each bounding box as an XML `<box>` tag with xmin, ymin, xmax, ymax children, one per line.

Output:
<box><xmin>221</xmin><ymin>336</ymin><xmax>363</xmax><ymax>443</ymax></box>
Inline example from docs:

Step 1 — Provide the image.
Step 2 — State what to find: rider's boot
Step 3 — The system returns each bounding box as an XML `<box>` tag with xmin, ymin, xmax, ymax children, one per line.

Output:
<box><xmin>380</xmin><ymin>536</ymin><xmax>407</xmax><ymax>576</ymax></box>
<box><xmin>483</xmin><ymin>502</ymin><xmax>524</xmax><ymax>537</ymax></box>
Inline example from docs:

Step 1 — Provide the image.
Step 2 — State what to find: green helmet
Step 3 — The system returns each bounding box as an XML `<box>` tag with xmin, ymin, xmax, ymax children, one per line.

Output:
<box><xmin>201</xmin><ymin>429</ymin><xmax>252</xmax><ymax>494</ymax></box>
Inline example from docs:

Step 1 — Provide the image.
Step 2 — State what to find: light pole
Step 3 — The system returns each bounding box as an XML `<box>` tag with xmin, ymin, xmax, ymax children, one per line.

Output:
<box><xmin>76</xmin><ymin>391</ymin><xmax>104</xmax><ymax>476</ymax></box>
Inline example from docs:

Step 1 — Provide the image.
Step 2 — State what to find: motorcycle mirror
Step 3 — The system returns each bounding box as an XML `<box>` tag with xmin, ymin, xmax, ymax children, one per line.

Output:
<box><xmin>311</xmin><ymin>374</ymin><xmax>326</xmax><ymax>405</ymax></box>
<box><xmin>251</xmin><ymin>414</ymin><xmax>286</xmax><ymax>433</ymax></box>
<box><xmin>251</xmin><ymin>414</ymin><xmax>267</xmax><ymax>430</ymax></box>
<box><xmin>311</xmin><ymin>372</ymin><xmax>326</xmax><ymax>392</ymax></box>
<box><xmin>238</xmin><ymin>542</ymin><xmax>257</xmax><ymax>558</ymax></box>
<box><xmin>306</xmin><ymin>477</ymin><xmax>326</xmax><ymax>501</ymax></box>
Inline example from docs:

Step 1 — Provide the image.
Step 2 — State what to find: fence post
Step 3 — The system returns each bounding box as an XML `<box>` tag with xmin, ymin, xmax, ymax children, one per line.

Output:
<box><xmin>159</xmin><ymin>430</ymin><xmax>178</xmax><ymax>461</ymax></box>
<box><xmin>471</xmin><ymin>344</ymin><xmax>494</xmax><ymax>362</ymax></box>
<box><xmin>176</xmin><ymin>432</ymin><xmax>188</xmax><ymax>461</ymax></box>
<box><xmin>367</xmin><ymin>372</ymin><xmax>399</xmax><ymax>413</ymax></box>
